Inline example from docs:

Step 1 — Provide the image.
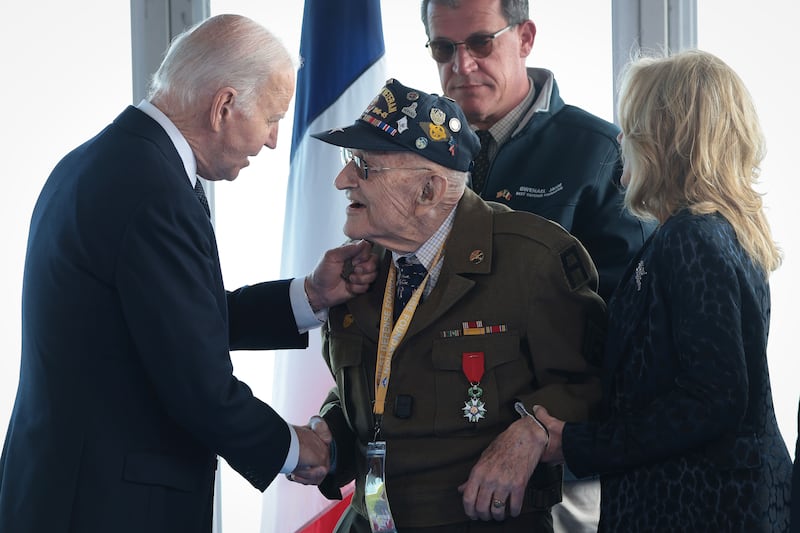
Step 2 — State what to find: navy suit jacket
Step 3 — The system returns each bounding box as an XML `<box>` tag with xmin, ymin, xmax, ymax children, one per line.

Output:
<box><xmin>0</xmin><ymin>107</ymin><xmax>308</xmax><ymax>533</ymax></box>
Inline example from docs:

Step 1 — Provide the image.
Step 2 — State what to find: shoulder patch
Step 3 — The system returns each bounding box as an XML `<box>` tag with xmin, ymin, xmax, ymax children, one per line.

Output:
<box><xmin>560</xmin><ymin>245</ymin><xmax>591</xmax><ymax>290</ymax></box>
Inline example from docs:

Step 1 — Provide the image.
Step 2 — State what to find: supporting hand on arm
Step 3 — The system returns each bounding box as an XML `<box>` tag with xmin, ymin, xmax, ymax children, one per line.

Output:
<box><xmin>532</xmin><ymin>405</ymin><xmax>566</xmax><ymax>464</ymax></box>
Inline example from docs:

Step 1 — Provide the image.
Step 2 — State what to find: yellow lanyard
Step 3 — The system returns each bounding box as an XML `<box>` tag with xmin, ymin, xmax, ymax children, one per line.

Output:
<box><xmin>373</xmin><ymin>247</ymin><xmax>444</xmax><ymax>418</ymax></box>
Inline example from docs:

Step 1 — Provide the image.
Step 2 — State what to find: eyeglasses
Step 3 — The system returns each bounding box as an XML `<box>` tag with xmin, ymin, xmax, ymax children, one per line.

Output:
<box><xmin>341</xmin><ymin>149</ymin><xmax>431</xmax><ymax>181</ymax></box>
<box><xmin>425</xmin><ymin>24</ymin><xmax>515</xmax><ymax>63</ymax></box>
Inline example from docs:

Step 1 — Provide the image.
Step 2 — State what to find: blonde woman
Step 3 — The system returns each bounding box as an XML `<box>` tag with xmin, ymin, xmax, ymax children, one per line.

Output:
<box><xmin>529</xmin><ymin>49</ymin><xmax>793</xmax><ymax>531</ymax></box>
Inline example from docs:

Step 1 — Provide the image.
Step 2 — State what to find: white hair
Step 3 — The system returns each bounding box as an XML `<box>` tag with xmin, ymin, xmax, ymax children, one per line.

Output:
<box><xmin>148</xmin><ymin>14</ymin><xmax>295</xmax><ymax>116</ymax></box>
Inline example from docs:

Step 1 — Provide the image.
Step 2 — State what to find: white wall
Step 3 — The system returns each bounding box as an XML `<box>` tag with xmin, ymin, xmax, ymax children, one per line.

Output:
<box><xmin>697</xmin><ymin>0</ymin><xmax>800</xmax><ymax>461</ymax></box>
<box><xmin>0</xmin><ymin>0</ymin><xmax>132</xmax><ymax>468</ymax></box>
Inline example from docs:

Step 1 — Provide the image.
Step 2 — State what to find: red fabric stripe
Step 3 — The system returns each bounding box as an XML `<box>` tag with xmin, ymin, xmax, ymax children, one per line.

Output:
<box><xmin>295</xmin><ymin>489</ymin><xmax>354</xmax><ymax>533</ymax></box>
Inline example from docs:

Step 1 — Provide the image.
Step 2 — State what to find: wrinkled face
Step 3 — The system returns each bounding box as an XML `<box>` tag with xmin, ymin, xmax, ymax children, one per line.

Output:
<box><xmin>426</xmin><ymin>0</ymin><xmax>533</xmax><ymax>129</ymax></box>
<box><xmin>333</xmin><ymin>150</ymin><xmax>429</xmax><ymax>251</ymax></box>
<box><xmin>204</xmin><ymin>68</ymin><xmax>295</xmax><ymax>181</ymax></box>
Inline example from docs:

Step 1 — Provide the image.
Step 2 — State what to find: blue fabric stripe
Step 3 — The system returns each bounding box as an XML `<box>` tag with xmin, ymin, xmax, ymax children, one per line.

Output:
<box><xmin>290</xmin><ymin>0</ymin><xmax>385</xmax><ymax>158</ymax></box>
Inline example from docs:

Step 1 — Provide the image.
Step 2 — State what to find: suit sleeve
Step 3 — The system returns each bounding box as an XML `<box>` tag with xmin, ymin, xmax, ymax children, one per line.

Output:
<box><xmin>228</xmin><ymin>281</ymin><xmax>309</xmax><ymax>351</ymax></box>
<box><xmin>115</xmin><ymin>190</ymin><xmax>291</xmax><ymax>490</ymax></box>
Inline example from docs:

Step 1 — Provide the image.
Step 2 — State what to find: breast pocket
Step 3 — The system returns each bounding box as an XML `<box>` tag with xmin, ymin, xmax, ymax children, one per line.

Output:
<box><xmin>431</xmin><ymin>333</ymin><xmax>521</xmax><ymax>435</ymax></box>
<box><xmin>326</xmin><ymin>330</ymin><xmax>372</xmax><ymax>438</ymax></box>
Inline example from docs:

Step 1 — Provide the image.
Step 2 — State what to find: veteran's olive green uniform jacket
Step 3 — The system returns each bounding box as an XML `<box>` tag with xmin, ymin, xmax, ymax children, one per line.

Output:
<box><xmin>318</xmin><ymin>189</ymin><xmax>606</xmax><ymax>528</ymax></box>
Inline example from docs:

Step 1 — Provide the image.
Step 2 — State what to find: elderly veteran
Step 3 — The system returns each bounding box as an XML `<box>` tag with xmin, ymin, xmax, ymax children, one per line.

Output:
<box><xmin>288</xmin><ymin>78</ymin><xmax>606</xmax><ymax>532</ymax></box>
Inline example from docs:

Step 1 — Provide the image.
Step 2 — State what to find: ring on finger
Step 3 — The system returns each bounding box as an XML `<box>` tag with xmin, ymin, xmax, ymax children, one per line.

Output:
<box><xmin>492</xmin><ymin>498</ymin><xmax>505</xmax><ymax>509</ymax></box>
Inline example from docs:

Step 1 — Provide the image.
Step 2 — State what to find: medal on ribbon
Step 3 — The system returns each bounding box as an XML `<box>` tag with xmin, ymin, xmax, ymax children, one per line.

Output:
<box><xmin>461</xmin><ymin>351</ymin><xmax>486</xmax><ymax>422</ymax></box>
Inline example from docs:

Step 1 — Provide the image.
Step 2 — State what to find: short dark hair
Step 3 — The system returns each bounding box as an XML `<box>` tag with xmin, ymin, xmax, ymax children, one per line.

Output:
<box><xmin>420</xmin><ymin>0</ymin><xmax>530</xmax><ymax>37</ymax></box>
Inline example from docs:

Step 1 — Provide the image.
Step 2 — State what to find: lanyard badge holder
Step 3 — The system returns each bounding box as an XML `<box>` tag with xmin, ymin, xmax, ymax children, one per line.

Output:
<box><xmin>365</xmin><ymin>253</ymin><xmax>441</xmax><ymax>533</ymax></box>
<box><xmin>365</xmin><ymin>441</ymin><xmax>397</xmax><ymax>533</ymax></box>
<box><xmin>365</xmin><ymin>262</ymin><xmax>424</xmax><ymax>533</ymax></box>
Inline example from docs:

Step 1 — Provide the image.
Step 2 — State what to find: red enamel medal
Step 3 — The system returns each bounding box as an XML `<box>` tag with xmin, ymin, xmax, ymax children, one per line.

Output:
<box><xmin>461</xmin><ymin>352</ymin><xmax>486</xmax><ymax>422</ymax></box>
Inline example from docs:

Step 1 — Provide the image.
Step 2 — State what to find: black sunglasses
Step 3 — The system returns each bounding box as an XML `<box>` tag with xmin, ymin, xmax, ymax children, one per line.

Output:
<box><xmin>425</xmin><ymin>24</ymin><xmax>515</xmax><ymax>63</ymax></box>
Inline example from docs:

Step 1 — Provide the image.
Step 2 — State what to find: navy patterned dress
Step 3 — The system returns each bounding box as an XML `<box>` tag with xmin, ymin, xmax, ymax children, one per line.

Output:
<box><xmin>562</xmin><ymin>210</ymin><xmax>792</xmax><ymax>532</ymax></box>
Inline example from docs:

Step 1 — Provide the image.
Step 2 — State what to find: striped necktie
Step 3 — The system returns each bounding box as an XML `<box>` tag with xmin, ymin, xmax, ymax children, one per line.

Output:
<box><xmin>470</xmin><ymin>130</ymin><xmax>493</xmax><ymax>193</ymax></box>
<box><xmin>194</xmin><ymin>179</ymin><xmax>210</xmax><ymax>217</ymax></box>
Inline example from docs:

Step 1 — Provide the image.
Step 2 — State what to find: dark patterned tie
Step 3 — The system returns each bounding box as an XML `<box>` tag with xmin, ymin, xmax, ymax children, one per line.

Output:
<box><xmin>194</xmin><ymin>179</ymin><xmax>210</xmax><ymax>217</ymax></box>
<box><xmin>395</xmin><ymin>256</ymin><xmax>427</xmax><ymax>319</ymax></box>
<box><xmin>470</xmin><ymin>130</ymin><xmax>493</xmax><ymax>194</ymax></box>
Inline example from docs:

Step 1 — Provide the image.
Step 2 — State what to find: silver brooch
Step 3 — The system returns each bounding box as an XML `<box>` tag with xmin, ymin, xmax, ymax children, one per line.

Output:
<box><xmin>634</xmin><ymin>260</ymin><xmax>647</xmax><ymax>291</ymax></box>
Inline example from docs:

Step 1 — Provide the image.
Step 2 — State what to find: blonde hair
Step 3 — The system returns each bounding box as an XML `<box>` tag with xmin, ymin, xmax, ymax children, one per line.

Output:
<box><xmin>617</xmin><ymin>49</ymin><xmax>781</xmax><ymax>274</ymax></box>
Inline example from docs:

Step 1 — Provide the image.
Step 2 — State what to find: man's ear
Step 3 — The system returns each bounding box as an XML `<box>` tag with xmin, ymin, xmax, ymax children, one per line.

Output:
<box><xmin>519</xmin><ymin>19</ymin><xmax>536</xmax><ymax>57</ymax></box>
<box><xmin>418</xmin><ymin>173</ymin><xmax>448</xmax><ymax>206</ymax></box>
<box><xmin>209</xmin><ymin>87</ymin><xmax>237</xmax><ymax>131</ymax></box>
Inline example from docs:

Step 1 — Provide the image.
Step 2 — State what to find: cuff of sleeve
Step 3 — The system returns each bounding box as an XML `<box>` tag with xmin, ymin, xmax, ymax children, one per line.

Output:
<box><xmin>289</xmin><ymin>277</ymin><xmax>327</xmax><ymax>333</ymax></box>
<box><xmin>279</xmin><ymin>423</ymin><xmax>299</xmax><ymax>474</ymax></box>
<box><xmin>329</xmin><ymin>439</ymin><xmax>338</xmax><ymax>475</ymax></box>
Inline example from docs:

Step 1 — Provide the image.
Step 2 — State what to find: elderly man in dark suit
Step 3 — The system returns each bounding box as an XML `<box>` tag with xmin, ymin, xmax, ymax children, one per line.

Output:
<box><xmin>286</xmin><ymin>78</ymin><xmax>606</xmax><ymax>532</ymax></box>
<box><xmin>0</xmin><ymin>14</ymin><xmax>376</xmax><ymax>533</ymax></box>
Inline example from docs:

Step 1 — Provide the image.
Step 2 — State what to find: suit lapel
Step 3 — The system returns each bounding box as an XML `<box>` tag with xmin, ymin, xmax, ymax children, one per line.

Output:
<box><xmin>346</xmin><ymin>252</ymin><xmax>390</xmax><ymax>344</ymax></box>
<box><xmin>405</xmin><ymin>272</ymin><xmax>474</xmax><ymax>338</ymax></box>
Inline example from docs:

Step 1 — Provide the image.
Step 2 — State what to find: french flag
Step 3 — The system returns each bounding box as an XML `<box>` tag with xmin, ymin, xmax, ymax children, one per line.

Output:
<box><xmin>263</xmin><ymin>1</ymin><xmax>386</xmax><ymax>532</ymax></box>
<box><xmin>280</xmin><ymin>0</ymin><xmax>386</xmax><ymax>278</ymax></box>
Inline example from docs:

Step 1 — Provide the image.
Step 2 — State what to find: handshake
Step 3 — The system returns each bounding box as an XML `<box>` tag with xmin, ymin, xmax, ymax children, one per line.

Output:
<box><xmin>287</xmin><ymin>416</ymin><xmax>333</xmax><ymax>486</ymax></box>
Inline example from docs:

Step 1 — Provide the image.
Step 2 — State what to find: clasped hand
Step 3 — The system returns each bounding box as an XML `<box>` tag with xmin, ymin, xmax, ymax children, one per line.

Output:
<box><xmin>288</xmin><ymin>416</ymin><xmax>332</xmax><ymax>485</ymax></box>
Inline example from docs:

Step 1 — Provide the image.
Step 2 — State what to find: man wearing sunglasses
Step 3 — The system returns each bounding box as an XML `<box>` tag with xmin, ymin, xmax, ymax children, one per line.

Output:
<box><xmin>420</xmin><ymin>1</ymin><xmax>655</xmax><ymax>531</ymax></box>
